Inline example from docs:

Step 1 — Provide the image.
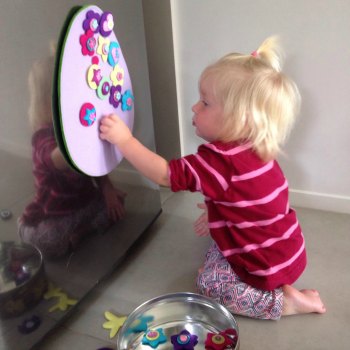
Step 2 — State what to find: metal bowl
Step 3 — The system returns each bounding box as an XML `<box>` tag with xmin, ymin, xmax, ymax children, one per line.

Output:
<box><xmin>0</xmin><ymin>241</ymin><xmax>48</xmax><ymax>318</ymax></box>
<box><xmin>116</xmin><ymin>292</ymin><xmax>239</xmax><ymax>350</ymax></box>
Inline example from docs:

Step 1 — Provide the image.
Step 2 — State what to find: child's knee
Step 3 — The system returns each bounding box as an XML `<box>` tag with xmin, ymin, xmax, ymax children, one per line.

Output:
<box><xmin>196</xmin><ymin>270</ymin><xmax>217</xmax><ymax>298</ymax></box>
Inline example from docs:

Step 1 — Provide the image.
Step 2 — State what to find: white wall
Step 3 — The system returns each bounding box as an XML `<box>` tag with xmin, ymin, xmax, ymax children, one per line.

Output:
<box><xmin>170</xmin><ymin>0</ymin><xmax>350</xmax><ymax>214</ymax></box>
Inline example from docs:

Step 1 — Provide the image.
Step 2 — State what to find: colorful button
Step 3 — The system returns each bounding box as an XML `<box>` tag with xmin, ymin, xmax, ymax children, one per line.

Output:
<box><xmin>80</xmin><ymin>103</ymin><xmax>96</xmax><ymax>126</ymax></box>
<box><xmin>212</xmin><ymin>335</ymin><xmax>225</xmax><ymax>345</ymax></box>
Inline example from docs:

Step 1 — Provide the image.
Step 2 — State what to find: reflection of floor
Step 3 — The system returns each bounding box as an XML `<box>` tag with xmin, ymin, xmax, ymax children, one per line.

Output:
<box><xmin>0</xmin><ymin>148</ymin><xmax>162</xmax><ymax>350</ymax></box>
<box><xmin>34</xmin><ymin>189</ymin><xmax>350</xmax><ymax>350</ymax></box>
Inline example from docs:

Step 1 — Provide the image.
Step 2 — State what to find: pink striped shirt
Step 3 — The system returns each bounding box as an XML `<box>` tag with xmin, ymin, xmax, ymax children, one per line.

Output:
<box><xmin>21</xmin><ymin>125</ymin><xmax>101</xmax><ymax>226</ymax></box>
<box><xmin>169</xmin><ymin>141</ymin><xmax>306</xmax><ymax>291</ymax></box>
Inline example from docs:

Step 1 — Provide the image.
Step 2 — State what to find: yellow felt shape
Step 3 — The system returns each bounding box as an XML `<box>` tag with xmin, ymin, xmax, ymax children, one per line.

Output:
<box><xmin>103</xmin><ymin>310</ymin><xmax>127</xmax><ymax>338</ymax></box>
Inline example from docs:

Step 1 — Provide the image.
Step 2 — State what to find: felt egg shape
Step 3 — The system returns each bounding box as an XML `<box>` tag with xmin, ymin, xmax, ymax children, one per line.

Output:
<box><xmin>53</xmin><ymin>5</ymin><xmax>134</xmax><ymax>176</ymax></box>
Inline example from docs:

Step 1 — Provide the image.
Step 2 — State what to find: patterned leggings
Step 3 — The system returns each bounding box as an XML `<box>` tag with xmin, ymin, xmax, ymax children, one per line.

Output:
<box><xmin>196</xmin><ymin>242</ymin><xmax>283</xmax><ymax>320</ymax></box>
<box><xmin>18</xmin><ymin>196</ymin><xmax>112</xmax><ymax>259</ymax></box>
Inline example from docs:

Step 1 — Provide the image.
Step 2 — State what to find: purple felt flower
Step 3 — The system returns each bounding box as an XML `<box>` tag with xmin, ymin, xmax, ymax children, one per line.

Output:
<box><xmin>18</xmin><ymin>315</ymin><xmax>41</xmax><ymax>334</ymax></box>
<box><xmin>83</xmin><ymin>10</ymin><xmax>100</xmax><ymax>33</ymax></box>
<box><xmin>99</xmin><ymin>11</ymin><xmax>114</xmax><ymax>37</ymax></box>
<box><xmin>171</xmin><ymin>330</ymin><xmax>198</xmax><ymax>350</ymax></box>
<box><xmin>109</xmin><ymin>85</ymin><xmax>122</xmax><ymax>108</ymax></box>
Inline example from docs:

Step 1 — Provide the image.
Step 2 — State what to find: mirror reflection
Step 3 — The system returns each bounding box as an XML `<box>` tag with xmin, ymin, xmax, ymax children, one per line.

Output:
<box><xmin>0</xmin><ymin>1</ymin><xmax>161</xmax><ymax>349</ymax></box>
<box><xmin>18</xmin><ymin>50</ymin><xmax>127</xmax><ymax>259</ymax></box>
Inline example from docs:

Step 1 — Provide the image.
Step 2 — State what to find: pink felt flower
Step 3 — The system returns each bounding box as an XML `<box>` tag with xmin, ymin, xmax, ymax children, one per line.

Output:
<box><xmin>79</xmin><ymin>30</ymin><xmax>96</xmax><ymax>56</ymax></box>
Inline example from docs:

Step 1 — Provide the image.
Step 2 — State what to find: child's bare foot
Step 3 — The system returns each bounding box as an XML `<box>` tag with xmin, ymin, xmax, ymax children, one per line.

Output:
<box><xmin>282</xmin><ymin>284</ymin><xmax>326</xmax><ymax>316</ymax></box>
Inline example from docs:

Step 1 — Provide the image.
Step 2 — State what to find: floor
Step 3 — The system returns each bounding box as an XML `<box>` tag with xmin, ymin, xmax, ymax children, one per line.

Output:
<box><xmin>29</xmin><ymin>188</ymin><xmax>350</xmax><ymax>350</ymax></box>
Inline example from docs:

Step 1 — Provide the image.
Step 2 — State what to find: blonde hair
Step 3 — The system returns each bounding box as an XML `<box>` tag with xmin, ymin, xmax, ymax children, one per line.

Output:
<box><xmin>200</xmin><ymin>36</ymin><xmax>301</xmax><ymax>161</ymax></box>
<box><xmin>28</xmin><ymin>43</ymin><xmax>56</xmax><ymax>131</ymax></box>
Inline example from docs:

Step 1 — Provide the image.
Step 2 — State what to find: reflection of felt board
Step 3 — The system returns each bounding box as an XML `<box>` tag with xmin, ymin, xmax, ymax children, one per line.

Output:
<box><xmin>52</xmin><ymin>5</ymin><xmax>134</xmax><ymax>176</ymax></box>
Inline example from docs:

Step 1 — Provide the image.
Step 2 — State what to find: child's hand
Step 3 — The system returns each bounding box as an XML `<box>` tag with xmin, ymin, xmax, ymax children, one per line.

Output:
<box><xmin>99</xmin><ymin>114</ymin><xmax>132</xmax><ymax>146</ymax></box>
<box><xmin>103</xmin><ymin>186</ymin><xmax>126</xmax><ymax>222</ymax></box>
<box><xmin>97</xmin><ymin>176</ymin><xmax>126</xmax><ymax>222</ymax></box>
<box><xmin>193</xmin><ymin>203</ymin><xmax>210</xmax><ymax>236</ymax></box>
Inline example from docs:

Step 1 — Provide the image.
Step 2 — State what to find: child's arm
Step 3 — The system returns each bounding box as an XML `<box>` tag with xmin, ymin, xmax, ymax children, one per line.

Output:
<box><xmin>95</xmin><ymin>175</ymin><xmax>126</xmax><ymax>221</ymax></box>
<box><xmin>99</xmin><ymin>114</ymin><xmax>170</xmax><ymax>187</ymax></box>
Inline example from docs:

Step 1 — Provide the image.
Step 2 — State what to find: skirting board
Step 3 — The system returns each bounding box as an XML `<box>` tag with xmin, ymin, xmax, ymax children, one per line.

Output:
<box><xmin>290</xmin><ymin>189</ymin><xmax>350</xmax><ymax>215</ymax></box>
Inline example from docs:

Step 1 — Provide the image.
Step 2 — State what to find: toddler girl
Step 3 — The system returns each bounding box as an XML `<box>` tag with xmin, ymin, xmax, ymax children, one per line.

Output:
<box><xmin>99</xmin><ymin>36</ymin><xmax>325</xmax><ymax>319</ymax></box>
<box><xmin>18</xmin><ymin>48</ymin><xmax>126</xmax><ymax>259</ymax></box>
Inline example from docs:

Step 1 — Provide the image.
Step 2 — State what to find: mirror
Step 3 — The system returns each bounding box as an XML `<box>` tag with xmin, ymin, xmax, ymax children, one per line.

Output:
<box><xmin>0</xmin><ymin>1</ymin><xmax>161</xmax><ymax>349</ymax></box>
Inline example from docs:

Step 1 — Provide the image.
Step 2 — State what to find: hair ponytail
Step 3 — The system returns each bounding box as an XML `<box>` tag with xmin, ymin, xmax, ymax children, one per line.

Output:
<box><xmin>253</xmin><ymin>36</ymin><xmax>283</xmax><ymax>72</ymax></box>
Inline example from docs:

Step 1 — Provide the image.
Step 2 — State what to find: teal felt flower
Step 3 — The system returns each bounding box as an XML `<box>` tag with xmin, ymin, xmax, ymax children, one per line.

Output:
<box><xmin>121</xmin><ymin>89</ymin><xmax>134</xmax><ymax>111</ymax></box>
<box><xmin>108</xmin><ymin>41</ymin><xmax>120</xmax><ymax>67</ymax></box>
<box><xmin>127</xmin><ymin>315</ymin><xmax>154</xmax><ymax>334</ymax></box>
<box><xmin>142</xmin><ymin>328</ymin><xmax>167</xmax><ymax>348</ymax></box>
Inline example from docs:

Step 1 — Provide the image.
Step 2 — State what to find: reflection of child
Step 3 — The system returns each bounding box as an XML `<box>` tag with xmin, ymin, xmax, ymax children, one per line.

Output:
<box><xmin>18</xmin><ymin>48</ymin><xmax>126</xmax><ymax>259</ymax></box>
<box><xmin>100</xmin><ymin>37</ymin><xmax>326</xmax><ymax>319</ymax></box>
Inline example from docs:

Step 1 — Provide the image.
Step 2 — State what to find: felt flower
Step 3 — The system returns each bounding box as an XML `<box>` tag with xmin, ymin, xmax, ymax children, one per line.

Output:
<box><xmin>121</xmin><ymin>90</ymin><xmax>134</xmax><ymax>111</ymax></box>
<box><xmin>142</xmin><ymin>328</ymin><xmax>167</xmax><ymax>348</ymax></box>
<box><xmin>110</xmin><ymin>64</ymin><xmax>125</xmax><ymax>87</ymax></box>
<box><xmin>171</xmin><ymin>330</ymin><xmax>198</xmax><ymax>350</ymax></box>
<box><xmin>103</xmin><ymin>311</ymin><xmax>127</xmax><ymax>338</ymax></box>
<box><xmin>127</xmin><ymin>315</ymin><xmax>154</xmax><ymax>333</ymax></box>
<box><xmin>108</xmin><ymin>41</ymin><xmax>120</xmax><ymax>67</ymax></box>
<box><xmin>97</xmin><ymin>77</ymin><xmax>111</xmax><ymax>100</ymax></box>
<box><xmin>99</xmin><ymin>11</ymin><xmax>114</xmax><ymax>37</ymax></box>
<box><xmin>83</xmin><ymin>10</ymin><xmax>100</xmax><ymax>33</ymax></box>
<box><xmin>97</xmin><ymin>35</ymin><xmax>110</xmax><ymax>62</ymax></box>
<box><xmin>14</xmin><ymin>269</ymin><xmax>31</xmax><ymax>286</ymax></box>
<box><xmin>80</xmin><ymin>103</ymin><xmax>96</xmax><ymax>126</ymax></box>
<box><xmin>18</xmin><ymin>315</ymin><xmax>41</xmax><ymax>334</ymax></box>
<box><xmin>79</xmin><ymin>29</ymin><xmax>97</xmax><ymax>56</ymax></box>
<box><xmin>205</xmin><ymin>329</ymin><xmax>238</xmax><ymax>350</ymax></box>
<box><xmin>87</xmin><ymin>63</ymin><xmax>102</xmax><ymax>89</ymax></box>
<box><xmin>109</xmin><ymin>85</ymin><xmax>122</xmax><ymax>108</ymax></box>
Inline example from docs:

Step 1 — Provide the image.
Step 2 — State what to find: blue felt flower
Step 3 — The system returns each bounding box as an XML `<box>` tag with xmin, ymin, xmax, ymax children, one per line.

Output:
<box><xmin>121</xmin><ymin>90</ymin><xmax>134</xmax><ymax>111</ymax></box>
<box><xmin>108</xmin><ymin>41</ymin><xmax>120</xmax><ymax>67</ymax></box>
<box><xmin>142</xmin><ymin>328</ymin><xmax>167</xmax><ymax>348</ymax></box>
<box><xmin>127</xmin><ymin>315</ymin><xmax>154</xmax><ymax>334</ymax></box>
